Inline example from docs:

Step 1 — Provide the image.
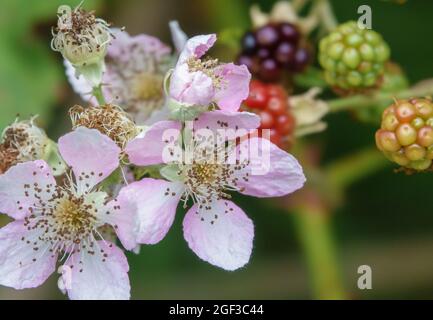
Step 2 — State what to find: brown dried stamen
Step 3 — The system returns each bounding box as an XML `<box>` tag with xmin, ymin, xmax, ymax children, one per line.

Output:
<box><xmin>69</xmin><ymin>104</ymin><xmax>139</xmax><ymax>149</ymax></box>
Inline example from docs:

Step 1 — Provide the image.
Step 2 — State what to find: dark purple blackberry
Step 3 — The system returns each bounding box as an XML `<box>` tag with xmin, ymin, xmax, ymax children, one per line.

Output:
<box><xmin>290</xmin><ymin>47</ymin><xmax>310</xmax><ymax>72</ymax></box>
<box><xmin>237</xmin><ymin>55</ymin><xmax>259</xmax><ymax>73</ymax></box>
<box><xmin>237</xmin><ymin>22</ymin><xmax>310</xmax><ymax>83</ymax></box>
<box><xmin>275</xmin><ymin>42</ymin><xmax>295</xmax><ymax>65</ymax></box>
<box><xmin>279</xmin><ymin>23</ymin><xmax>299</xmax><ymax>43</ymax></box>
<box><xmin>259</xmin><ymin>59</ymin><xmax>281</xmax><ymax>82</ymax></box>
<box><xmin>257</xmin><ymin>48</ymin><xmax>271</xmax><ymax>60</ymax></box>
<box><xmin>241</xmin><ymin>31</ymin><xmax>257</xmax><ymax>54</ymax></box>
<box><xmin>255</xmin><ymin>25</ymin><xmax>279</xmax><ymax>48</ymax></box>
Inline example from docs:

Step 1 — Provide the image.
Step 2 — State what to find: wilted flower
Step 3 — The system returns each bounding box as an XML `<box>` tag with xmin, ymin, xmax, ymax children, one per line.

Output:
<box><xmin>290</xmin><ymin>88</ymin><xmax>329</xmax><ymax>137</ymax></box>
<box><xmin>0</xmin><ymin>127</ymin><xmax>143</xmax><ymax>299</ymax></box>
<box><xmin>52</xmin><ymin>4</ymin><xmax>113</xmax><ymax>85</ymax></box>
<box><xmin>65</xmin><ymin>29</ymin><xmax>172</xmax><ymax>124</ymax></box>
<box><xmin>69</xmin><ymin>104</ymin><xmax>141</xmax><ymax>150</ymax></box>
<box><xmin>168</xmin><ymin>33</ymin><xmax>251</xmax><ymax>117</ymax></box>
<box><xmin>0</xmin><ymin>118</ymin><xmax>49</xmax><ymax>174</ymax></box>
<box><xmin>123</xmin><ymin>111</ymin><xmax>306</xmax><ymax>270</ymax></box>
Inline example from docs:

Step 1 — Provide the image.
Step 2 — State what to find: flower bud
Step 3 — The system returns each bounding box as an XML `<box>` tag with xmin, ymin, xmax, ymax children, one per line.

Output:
<box><xmin>290</xmin><ymin>88</ymin><xmax>329</xmax><ymax>137</ymax></box>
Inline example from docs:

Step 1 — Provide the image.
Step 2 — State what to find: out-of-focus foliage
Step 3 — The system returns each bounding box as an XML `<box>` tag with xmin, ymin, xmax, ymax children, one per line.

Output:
<box><xmin>0</xmin><ymin>0</ymin><xmax>100</xmax><ymax>129</ymax></box>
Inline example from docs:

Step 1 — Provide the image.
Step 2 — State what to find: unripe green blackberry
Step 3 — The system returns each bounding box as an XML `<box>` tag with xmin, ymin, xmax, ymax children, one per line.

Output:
<box><xmin>319</xmin><ymin>21</ymin><xmax>390</xmax><ymax>95</ymax></box>
<box><xmin>376</xmin><ymin>98</ymin><xmax>433</xmax><ymax>171</ymax></box>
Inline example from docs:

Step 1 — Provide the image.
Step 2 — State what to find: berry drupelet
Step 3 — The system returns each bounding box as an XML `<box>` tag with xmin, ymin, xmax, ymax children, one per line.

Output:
<box><xmin>237</xmin><ymin>23</ymin><xmax>310</xmax><ymax>83</ymax></box>
<box><xmin>242</xmin><ymin>80</ymin><xmax>295</xmax><ymax>148</ymax></box>
<box><xmin>319</xmin><ymin>21</ymin><xmax>390</xmax><ymax>95</ymax></box>
<box><xmin>376</xmin><ymin>98</ymin><xmax>433</xmax><ymax>171</ymax></box>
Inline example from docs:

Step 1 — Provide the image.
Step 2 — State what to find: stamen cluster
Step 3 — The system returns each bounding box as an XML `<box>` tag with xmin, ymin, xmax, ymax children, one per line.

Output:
<box><xmin>51</xmin><ymin>5</ymin><xmax>112</xmax><ymax>66</ymax></box>
<box><xmin>69</xmin><ymin>104</ymin><xmax>140</xmax><ymax>149</ymax></box>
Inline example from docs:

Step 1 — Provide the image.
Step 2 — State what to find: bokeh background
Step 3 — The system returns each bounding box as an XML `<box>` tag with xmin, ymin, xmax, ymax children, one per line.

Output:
<box><xmin>1</xmin><ymin>0</ymin><xmax>433</xmax><ymax>299</ymax></box>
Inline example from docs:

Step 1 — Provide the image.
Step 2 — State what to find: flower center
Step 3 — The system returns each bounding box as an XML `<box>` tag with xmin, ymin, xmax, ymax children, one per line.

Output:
<box><xmin>179</xmin><ymin>144</ymin><xmax>249</xmax><ymax>206</ymax></box>
<box><xmin>132</xmin><ymin>73</ymin><xmax>164</xmax><ymax>101</ymax></box>
<box><xmin>52</xmin><ymin>197</ymin><xmax>97</xmax><ymax>244</ymax></box>
<box><xmin>187</xmin><ymin>57</ymin><xmax>224</xmax><ymax>89</ymax></box>
<box><xmin>23</xmin><ymin>182</ymin><xmax>104</xmax><ymax>258</ymax></box>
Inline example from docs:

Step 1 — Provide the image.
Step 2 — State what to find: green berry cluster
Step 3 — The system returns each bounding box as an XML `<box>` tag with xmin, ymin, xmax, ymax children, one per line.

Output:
<box><xmin>319</xmin><ymin>21</ymin><xmax>390</xmax><ymax>94</ymax></box>
<box><xmin>376</xmin><ymin>98</ymin><xmax>433</xmax><ymax>171</ymax></box>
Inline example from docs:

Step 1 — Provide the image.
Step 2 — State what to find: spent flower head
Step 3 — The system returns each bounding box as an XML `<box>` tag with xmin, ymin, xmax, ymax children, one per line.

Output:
<box><xmin>65</xmin><ymin>29</ymin><xmax>172</xmax><ymax>125</ymax></box>
<box><xmin>52</xmin><ymin>4</ymin><xmax>113</xmax><ymax>85</ymax></box>
<box><xmin>69</xmin><ymin>104</ymin><xmax>140</xmax><ymax>150</ymax></box>
<box><xmin>0</xmin><ymin>118</ymin><xmax>49</xmax><ymax>174</ymax></box>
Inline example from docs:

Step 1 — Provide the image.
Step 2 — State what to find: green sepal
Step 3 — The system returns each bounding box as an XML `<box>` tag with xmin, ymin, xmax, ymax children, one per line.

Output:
<box><xmin>167</xmin><ymin>98</ymin><xmax>208</xmax><ymax>121</ymax></box>
<box><xmin>74</xmin><ymin>60</ymin><xmax>105</xmax><ymax>87</ymax></box>
<box><xmin>160</xmin><ymin>164</ymin><xmax>183</xmax><ymax>182</ymax></box>
<box><xmin>43</xmin><ymin>139</ymin><xmax>66</xmax><ymax>176</ymax></box>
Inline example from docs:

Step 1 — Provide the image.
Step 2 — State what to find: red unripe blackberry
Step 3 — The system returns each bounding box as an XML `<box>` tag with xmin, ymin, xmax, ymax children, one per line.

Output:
<box><xmin>376</xmin><ymin>98</ymin><xmax>433</xmax><ymax>171</ymax></box>
<box><xmin>243</xmin><ymin>80</ymin><xmax>295</xmax><ymax>149</ymax></box>
<box><xmin>237</xmin><ymin>22</ymin><xmax>310</xmax><ymax>83</ymax></box>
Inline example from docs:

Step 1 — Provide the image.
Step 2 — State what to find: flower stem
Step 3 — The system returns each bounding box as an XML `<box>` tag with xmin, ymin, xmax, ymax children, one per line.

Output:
<box><xmin>325</xmin><ymin>147</ymin><xmax>390</xmax><ymax>190</ymax></box>
<box><xmin>328</xmin><ymin>82</ymin><xmax>433</xmax><ymax>113</ymax></box>
<box><xmin>293</xmin><ymin>204</ymin><xmax>346</xmax><ymax>299</ymax></box>
<box><xmin>92</xmin><ymin>85</ymin><xmax>106</xmax><ymax>105</ymax></box>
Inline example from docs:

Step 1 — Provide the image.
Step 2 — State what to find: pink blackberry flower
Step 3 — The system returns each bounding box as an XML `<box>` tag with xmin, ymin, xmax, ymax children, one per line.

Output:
<box><xmin>124</xmin><ymin>111</ymin><xmax>306</xmax><ymax>270</ymax></box>
<box><xmin>0</xmin><ymin>127</ymin><xmax>141</xmax><ymax>299</ymax></box>
<box><xmin>169</xmin><ymin>34</ymin><xmax>251</xmax><ymax>113</ymax></box>
<box><xmin>66</xmin><ymin>29</ymin><xmax>172</xmax><ymax>124</ymax></box>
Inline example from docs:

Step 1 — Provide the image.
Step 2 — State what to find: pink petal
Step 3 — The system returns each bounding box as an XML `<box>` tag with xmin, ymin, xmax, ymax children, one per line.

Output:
<box><xmin>169</xmin><ymin>20</ymin><xmax>188</xmax><ymax>53</ymax></box>
<box><xmin>58</xmin><ymin>127</ymin><xmax>121</xmax><ymax>192</ymax></box>
<box><xmin>235</xmin><ymin>137</ymin><xmax>306</xmax><ymax>197</ymax></box>
<box><xmin>100</xmin><ymin>198</ymin><xmax>138</xmax><ymax>251</ymax></box>
<box><xmin>183</xmin><ymin>199</ymin><xmax>254</xmax><ymax>271</ymax></box>
<box><xmin>214</xmin><ymin>63</ymin><xmax>251</xmax><ymax>112</ymax></box>
<box><xmin>125</xmin><ymin>121</ymin><xmax>182</xmax><ymax>166</ymax></box>
<box><xmin>0</xmin><ymin>160</ymin><xmax>55</xmax><ymax>220</ymax></box>
<box><xmin>108</xmin><ymin>28</ymin><xmax>171</xmax><ymax>61</ymax></box>
<box><xmin>116</xmin><ymin>179</ymin><xmax>184</xmax><ymax>245</ymax></box>
<box><xmin>169</xmin><ymin>64</ymin><xmax>215</xmax><ymax>106</ymax></box>
<box><xmin>178</xmin><ymin>34</ymin><xmax>217</xmax><ymax>64</ymax></box>
<box><xmin>63</xmin><ymin>241</ymin><xmax>130</xmax><ymax>300</ymax></box>
<box><xmin>193</xmin><ymin>110</ymin><xmax>260</xmax><ymax>135</ymax></box>
<box><xmin>0</xmin><ymin>221</ymin><xmax>57</xmax><ymax>289</ymax></box>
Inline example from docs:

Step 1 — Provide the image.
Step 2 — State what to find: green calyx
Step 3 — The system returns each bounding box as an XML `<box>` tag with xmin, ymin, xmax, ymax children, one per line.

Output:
<box><xmin>319</xmin><ymin>21</ymin><xmax>390</xmax><ymax>94</ymax></box>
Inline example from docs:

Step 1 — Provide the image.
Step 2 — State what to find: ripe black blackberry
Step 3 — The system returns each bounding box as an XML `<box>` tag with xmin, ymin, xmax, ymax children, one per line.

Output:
<box><xmin>237</xmin><ymin>22</ymin><xmax>310</xmax><ymax>82</ymax></box>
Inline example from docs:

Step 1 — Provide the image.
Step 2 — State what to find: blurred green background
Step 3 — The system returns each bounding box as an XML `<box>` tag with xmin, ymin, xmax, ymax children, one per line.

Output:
<box><xmin>1</xmin><ymin>0</ymin><xmax>433</xmax><ymax>299</ymax></box>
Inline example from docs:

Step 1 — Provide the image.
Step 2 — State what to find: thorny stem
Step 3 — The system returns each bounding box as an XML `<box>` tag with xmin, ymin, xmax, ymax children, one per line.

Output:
<box><xmin>92</xmin><ymin>84</ymin><xmax>106</xmax><ymax>105</ymax></box>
